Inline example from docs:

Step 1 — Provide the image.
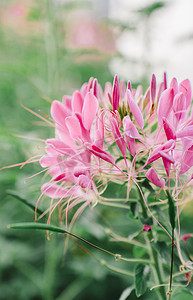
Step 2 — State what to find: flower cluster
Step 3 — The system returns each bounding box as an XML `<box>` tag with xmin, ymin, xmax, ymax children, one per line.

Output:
<box><xmin>40</xmin><ymin>74</ymin><xmax>193</xmax><ymax>225</ymax></box>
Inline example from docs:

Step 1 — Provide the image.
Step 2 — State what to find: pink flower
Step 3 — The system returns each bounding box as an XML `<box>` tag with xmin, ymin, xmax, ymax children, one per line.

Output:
<box><xmin>37</xmin><ymin>73</ymin><xmax>193</xmax><ymax>227</ymax></box>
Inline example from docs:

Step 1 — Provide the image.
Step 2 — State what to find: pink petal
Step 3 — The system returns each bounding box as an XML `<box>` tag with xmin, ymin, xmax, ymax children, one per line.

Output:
<box><xmin>120</xmin><ymin>80</ymin><xmax>126</xmax><ymax>98</ymax></box>
<box><xmin>65</xmin><ymin>116</ymin><xmax>82</xmax><ymax>140</ymax></box>
<box><xmin>162</xmin><ymin>157</ymin><xmax>171</xmax><ymax>177</ymax></box>
<box><xmin>87</xmin><ymin>77</ymin><xmax>94</xmax><ymax>92</ymax></box>
<box><xmin>180</xmin><ymin>145</ymin><xmax>193</xmax><ymax>175</ymax></box>
<box><xmin>53</xmin><ymin>173</ymin><xmax>66</xmax><ymax>182</ymax></box>
<box><xmin>163</xmin><ymin>118</ymin><xmax>176</xmax><ymax>140</ymax></box>
<box><xmin>88</xmin><ymin>144</ymin><xmax>115</xmax><ymax>165</ymax></box>
<box><xmin>51</xmin><ymin>100</ymin><xmax>70</xmax><ymax>126</ymax></box>
<box><xmin>125</xmin><ymin>136</ymin><xmax>135</xmax><ymax>157</ymax></box>
<box><xmin>157</xmin><ymin>82</ymin><xmax>164</xmax><ymax>102</ymax></box>
<box><xmin>135</xmin><ymin>85</ymin><xmax>143</xmax><ymax>101</ymax></box>
<box><xmin>94</xmin><ymin>129</ymin><xmax>103</xmax><ymax>148</ymax></box>
<box><xmin>179</xmin><ymin>79</ymin><xmax>192</xmax><ymax>109</ymax></box>
<box><xmin>173</xmin><ymin>92</ymin><xmax>186</xmax><ymax>121</ymax></box>
<box><xmin>41</xmin><ymin>183</ymin><xmax>69</xmax><ymax>199</ymax></box>
<box><xmin>110</xmin><ymin>117</ymin><xmax>126</xmax><ymax>157</ymax></box>
<box><xmin>72</xmin><ymin>91</ymin><xmax>83</xmax><ymax>113</ymax></box>
<box><xmin>80</xmin><ymin>82</ymin><xmax>88</xmax><ymax>98</ymax></box>
<box><xmin>78</xmin><ymin>174</ymin><xmax>91</xmax><ymax>189</ymax></box>
<box><xmin>82</xmin><ymin>92</ymin><xmax>98</xmax><ymax>130</ymax></box>
<box><xmin>46</xmin><ymin>139</ymin><xmax>74</xmax><ymax>156</ymax></box>
<box><xmin>170</xmin><ymin>77</ymin><xmax>178</xmax><ymax>95</ymax></box>
<box><xmin>127</xmin><ymin>90</ymin><xmax>144</xmax><ymax>130</ymax></box>
<box><xmin>74</xmin><ymin>166</ymin><xmax>89</xmax><ymax>177</ymax></box>
<box><xmin>157</xmin><ymin>88</ymin><xmax>174</xmax><ymax>126</ymax></box>
<box><xmin>176</xmin><ymin>126</ymin><xmax>193</xmax><ymax>138</ymax></box>
<box><xmin>95</xmin><ymin>108</ymin><xmax>104</xmax><ymax>145</ymax></box>
<box><xmin>112</xmin><ymin>75</ymin><xmax>120</xmax><ymax>111</ymax></box>
<box><xmin>150</xmin><ymin>74</ymin><xmax>156</xmax><ymax>104</ymax></box>
<box><xmin>159</xmin><ymin>151</ymin><xmax>174</xmax><ymax>164</ymax></box>
<box><xmin>146</xmin><ymin>167</ymin><xmax>165</xmax><ymax>187</ymax></box>
<box><xmin>62</xmin><ymin>96</ymin><xmax>72</xmax><ymax>110</ymax></box>
<box><xmin>40</xmin><ymin>155</ymin><xmax>59</xmax><ymax>168</ymax></box>
<box><xmin>146</xmin><ymin>140</ymin><xmax>175</xmax><ymax>165</ymax></box>
<box><xmin>123</xmin><ymin>116</ymin><xmax>140</xmax><ymax>139</ymax></box>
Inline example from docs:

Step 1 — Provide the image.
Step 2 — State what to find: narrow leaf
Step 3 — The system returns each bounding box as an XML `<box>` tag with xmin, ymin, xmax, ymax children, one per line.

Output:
<box><xmin>8</xmin><ymin>222</ymin><xmax>115</xmax><ymax>256</ymax></box>
<box><xmin>7</xmin><ymin>190</ymin><xmax>44</xmax><ymax>216</ymax></box>
<box><xmin>135</xmin><ymin>264</ymin><xmax>151</xmax><ymax>297</ymax></box>
<box><xmin>166</xmin><ymin>190</ymin><xmax>176</xmax><ymax>230</ymax></box>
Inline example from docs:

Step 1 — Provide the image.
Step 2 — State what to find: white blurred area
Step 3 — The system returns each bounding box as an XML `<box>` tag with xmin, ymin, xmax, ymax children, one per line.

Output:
<box><xmin>107</xmin><ymin>0</ymin><xmax>193</xmax><ymax>84</ymax></box>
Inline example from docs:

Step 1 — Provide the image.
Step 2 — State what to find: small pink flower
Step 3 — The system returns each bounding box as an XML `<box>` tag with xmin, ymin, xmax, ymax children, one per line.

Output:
<box><xmin>181</xmin><ymin>234</ymin><xmax>192</xmax><ymax>243</ymax></box>
<box><xmin>142</xmin><ymin>225</ymin><xmax>152</xmax><ymax>232</ymax></box>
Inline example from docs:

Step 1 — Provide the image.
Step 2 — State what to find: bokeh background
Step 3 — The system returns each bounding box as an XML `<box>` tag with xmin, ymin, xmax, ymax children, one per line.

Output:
<box><xmin>1</xmin><ymin>1</ymin><xmax>193</xmax><ymax>300</ymax></box>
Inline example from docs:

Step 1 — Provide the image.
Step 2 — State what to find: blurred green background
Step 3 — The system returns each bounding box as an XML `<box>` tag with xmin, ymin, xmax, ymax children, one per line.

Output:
<box><xmin>1</xmin><ymin>1</ymin><xmax>193</xmax><ymax>300</ymax></box>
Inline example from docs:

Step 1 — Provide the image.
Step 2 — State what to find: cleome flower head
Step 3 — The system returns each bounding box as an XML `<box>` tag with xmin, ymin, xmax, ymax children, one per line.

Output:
<box><xmin>39</xmin><ymin>74</ymin><xmax>193</xmax><ymax>228</ymax></box>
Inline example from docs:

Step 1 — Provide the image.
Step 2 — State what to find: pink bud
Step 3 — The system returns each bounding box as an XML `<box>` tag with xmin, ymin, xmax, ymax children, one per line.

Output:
<box><xmin>150</xmin><ymin>74</ymin><xmax>156</xmax><ymax>104</ymax></box>
<box><xmin>112</xmin><ymin>75</ymin><xmax>120</xmax><ymax>111</ymax></box>
<box><xmin>142</xmin><ymin>225</ymin><xmax>152</xmax><ymax>232</ymax></box>
<box><xmin>127</xmin><ymin>90</ymin><xmax>144</xmax><ymax>130</ymax></box>
<box><xmin>163</xmin><ymin>72</ymin><xmax>167</xmax><ymax>90</ymax></box>
<box><xmin>181</xmin><ymin>234</ymin><xmax>192</xmax><ymax>243</ymax></box>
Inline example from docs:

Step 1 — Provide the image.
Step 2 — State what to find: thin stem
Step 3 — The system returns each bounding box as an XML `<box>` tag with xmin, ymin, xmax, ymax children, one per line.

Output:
<box><xmin>137</xmin><ymin>186</ymin><xmax>166</xmax><ymax>300</ymax></box>
<box><xmin>167</xmin><ymin>229</ymin><xmax>175</xmax><ymax>300</ymax></box>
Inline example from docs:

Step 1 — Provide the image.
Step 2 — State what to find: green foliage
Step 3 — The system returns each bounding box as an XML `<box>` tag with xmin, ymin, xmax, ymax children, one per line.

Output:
<box><xmin>134</xmin><ymin>264</ymin><xmax>151</xmax><ymax>297</ymax></box>
<box><xmin>166</xmin><ymin>190</ymin><xmax>176</xmax><ymax>230</ymax></box>
<box><xmin>137</xmin><ymin>2</ymin><xmax>165</xmax><ymax>17</ymax></box>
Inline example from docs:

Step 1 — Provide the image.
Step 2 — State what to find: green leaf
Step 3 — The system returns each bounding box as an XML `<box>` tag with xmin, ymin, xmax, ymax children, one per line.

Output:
<box><xmin>130</xmin><ymin>202</ymin><xmax>139</xmax><ymax>219</ymax></box>
<box><xmin>7</xmin><ymin>190</ymin><xmax>44</xmax><ymax>217</ymax></box>
<box><xmin>186</xmin><ymin>283</ymin><xmax>193</xmax><ymax>296</ymax></box>
<box><xmin>138</xmin><ymin>2</ymin><xmax>165</xmax><ymax>17</ymax></box>
<box><xmin>153</xmin><ymin>241</ymin><xmax>170</xmax><ymax>264</ymax></box>
<box><xmin>133</xmin><ymin>246</ymin><xmax>146</xmax><ymax>259</ymax></box>
<box><xmin>135</xmin><ymin>264</ymin><xmax>151</xmax><ymax>297</ymax></box>
<box><xmin>166</xmin><ymin>190</ymin><xmax>176</xmax><ymax>230</ymax></box>
<box><xmin>119</xmin><ymin>285</ymin><xmax>134</xmax><ymax>300</ymax></box>
<box><xmin>8</xmin><ymin>222</ymin><xmax>115</xmax><ymax>256</ymax></box>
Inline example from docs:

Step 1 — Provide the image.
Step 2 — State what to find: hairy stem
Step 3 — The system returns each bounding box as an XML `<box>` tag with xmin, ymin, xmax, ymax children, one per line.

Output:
<box><xmin>137</xmin><ymin>186</ymin><xmax>166</xmax><ymax>300</ymax></box>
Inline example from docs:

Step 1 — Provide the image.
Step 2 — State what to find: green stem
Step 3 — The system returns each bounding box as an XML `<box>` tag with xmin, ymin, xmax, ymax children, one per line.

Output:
<box><xmin>137</xmin><ymin>186</ymin><xmax>166</xmax><ymax>300</ymax></box>
<box><xmin>167</xmin><ymin>229</ymin><xmax>174</xmax><ymax>300</ymax></box>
